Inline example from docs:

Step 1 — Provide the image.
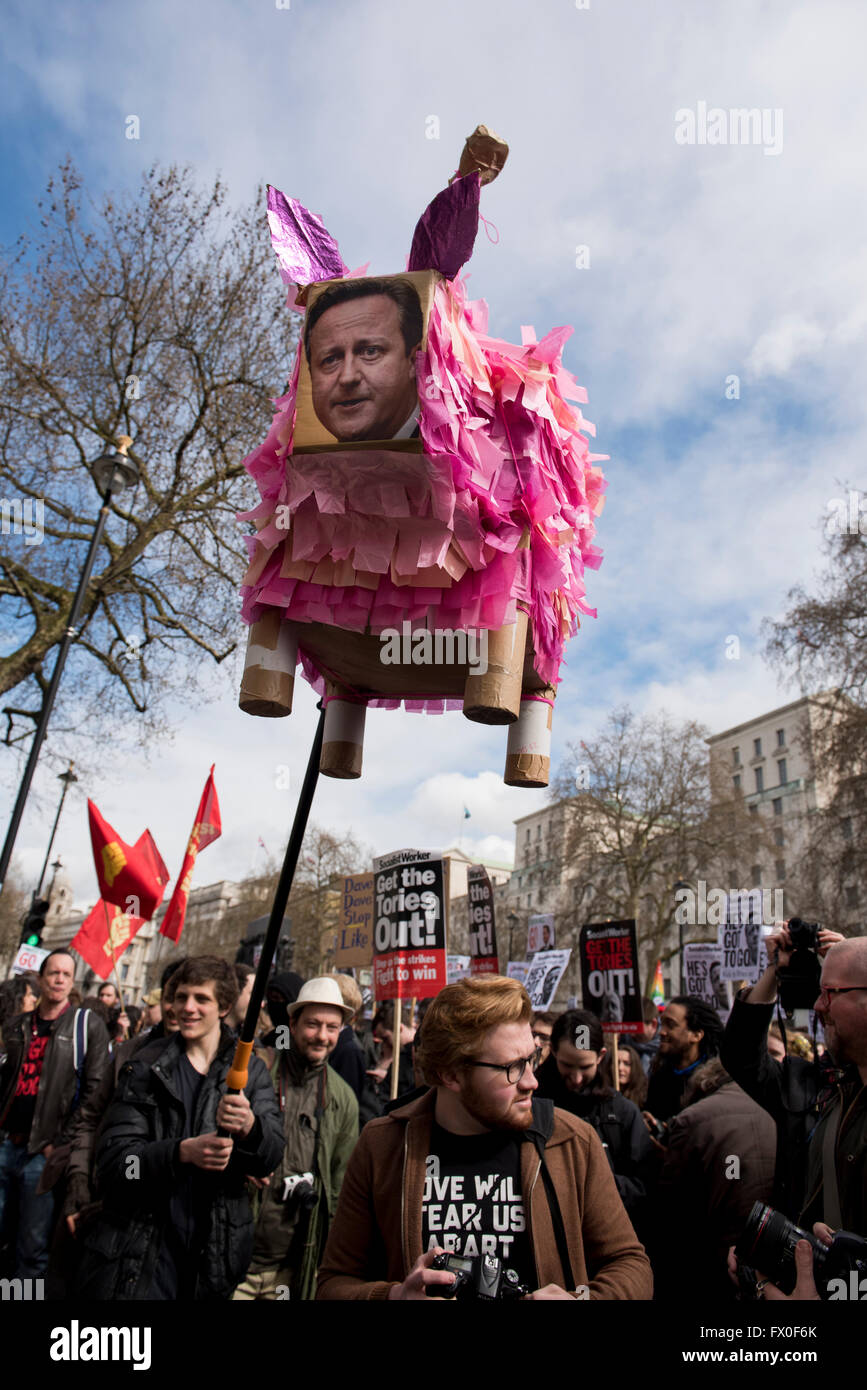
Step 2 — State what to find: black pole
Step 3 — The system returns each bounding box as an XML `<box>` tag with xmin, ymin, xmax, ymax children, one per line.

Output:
<box><xmin>34</xmin><ymin>766</ymin><xmax>75</xmax><ymax>901</ymax></box>
<box><xmin>0</xmin><ymin>490</ymin><xmax>113</xmax><ymax>896</ymax></box>
<box><xmin>224</xmin><ymin>704</ymin><xmax>326</xmax><ymax>1096</ymax></box>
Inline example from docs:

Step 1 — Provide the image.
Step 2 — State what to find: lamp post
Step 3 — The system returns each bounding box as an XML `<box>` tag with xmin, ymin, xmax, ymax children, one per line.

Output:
<box><xmin>673</xmin><ymin>878</ymin><xmax>692</xmax><ymax>995</ymax></box>
<box><xmin>507</xmin><ymin>911</ymin><xmax>518</xmax><ymax>963</ymax></box>
<box><xmin>0</xmin><ymin>439</ymin><xmax>140</xmax><ymax>896</ymax></box>
<box><xmin>33</xmin><ymin>762</ymin><xmax>78</xmax><ymax>902</ymax></box>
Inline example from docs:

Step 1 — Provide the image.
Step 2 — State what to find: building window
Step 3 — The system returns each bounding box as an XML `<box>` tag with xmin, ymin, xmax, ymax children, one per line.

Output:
<box><xmin>775</xmin><ymin>859</ymin><xmax>786</xmax><ymax>881</ymax></box>
<box><xmin>749</xmin><ymin>804</ymin><xmax>758</xmax><ymax>815</ymax></box>
<box><xmin>842</xmin><ymin>817</ymin><xmax>853</xmax><ymax>841</ymax></box>
<box><xmin>777</xmin><ymin>759</ymin><xmax>787</xmax><ymax>785</ymax></box>
<box><xmin>772</xmin><ymin>797</ymin><xmax>782</xmax><ymax>816</ymax></box>
<box><xmin>537</xmin><ymin>824</ymin><xmax>542</xmax><ymax>840</ymax></box>
<box><xmin>753</xmin><ymin>737</ymin><xmax>762</xmax><ymax>758</ymax></box>
<box><xmin>751</xmin><ymin>865</ymin><xmax>762</xmax><ymax>883</ymax></box>
<box><xmin>774</xmin><ymin>827</ymin><xmax>784</xmax><ymax>847</ymax></box>
<box><xmin>777</xmin><ymin>728</ymin><xmax>785</xmax><ymax>747</ymax></box>
<box><xmin>755</xmin><ymin>767</ymin><xmax>764</xmax><ymax>793</ymax></box>
<box><xmin>525</xmin><ymin>828</ymin><xmax>530</xmax><ymax>842</ymax></box>
<box><xmin>733</xmin><ymin>774</ymin><xmax>741</xmax><ymax>790</ymax></box>
<box><xmin>845</xmin><ymin>885</ymin><xmax>859</xmax><ymax>908</ymax></box>
<box><xmin>733</xmin><ymin>746</ymin><xmax>741</xmax><ymax>766</ymax></box>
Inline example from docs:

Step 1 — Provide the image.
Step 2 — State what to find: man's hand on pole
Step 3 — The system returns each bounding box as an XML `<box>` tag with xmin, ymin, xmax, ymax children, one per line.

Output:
<box><xmin>179</xmin><ymin>1133</ymin><xmax>234</xmax><ymax>1171</ymax></box>
<box><xmin>216</xmin><ymin>1089</ymin><xmax>255</xmax><ymax>1137</ymax></box>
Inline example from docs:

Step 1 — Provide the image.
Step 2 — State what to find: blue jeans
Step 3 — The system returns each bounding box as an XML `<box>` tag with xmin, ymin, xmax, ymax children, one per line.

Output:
<box><xmin>0</xmin><ymin>1140</ymin><xmax>56</xmax><ymax>1277</ymax></box>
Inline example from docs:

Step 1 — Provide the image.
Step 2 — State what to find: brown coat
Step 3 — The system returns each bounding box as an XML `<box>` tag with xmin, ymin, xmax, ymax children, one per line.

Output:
<box><xmin>316</xmin><ymin>1088</ymin><xmax>653</xmax><ymax>1300</ymax></box>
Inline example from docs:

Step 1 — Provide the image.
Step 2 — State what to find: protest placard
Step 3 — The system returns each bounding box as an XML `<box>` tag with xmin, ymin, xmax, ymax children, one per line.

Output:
<box><xmin>468</xmin><ymin>865</ymin><xmax>498</xmax><ymax>975</ymax></box>
<box><xmin>527</xmin><ymin>913</ymin><xmax>555</xmax><ymax>954</ymax></box>
<box><xmin>523</xmin><ymin>949</ymin><xmax>571</xmax><ymax>1010</ymax></box>
<box><xmin>578</xmin><ymin>920</ymin><xmax>643</xmax><ymax>1033</ymax></box>
<box><xmin>447</xmin><ymin>954</ymin><xmax>471</xmax><ymax>983</ymax></box>
<box><xmin>719</xmin><ymin>889</ymin><xmax>763</xmax><ymax>982</ymax></box>
<box><xmin>372</xmin><ymin>848</ymin><xmax>447</xmax><ymax>1000</ymax></box>
<box><xmin>506</xmin><ymin>961</ymin><xmax>530</xmax><ymax>986</ymax></box>
<box><xmin>682</xmin><ymin>942</ymin><xmax>732</xmax><ymax>1022</ymax></box>
<box><xmin>334</xmin><ymin>873</ymin><xmax>374</xmax><ymax>967</ymax></box>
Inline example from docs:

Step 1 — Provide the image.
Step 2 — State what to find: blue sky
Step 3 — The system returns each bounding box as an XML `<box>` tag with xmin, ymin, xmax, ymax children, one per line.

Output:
<box><xmin>1</xmin><ymin>0</ymin><xmax>864</xmax><ymax>909</ymax></box>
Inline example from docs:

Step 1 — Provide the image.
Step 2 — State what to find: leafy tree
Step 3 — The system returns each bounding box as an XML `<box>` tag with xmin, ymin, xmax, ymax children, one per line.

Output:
<box><xmin>0</xmin><ymin>161</ymin><xmax>293</xmax><ymax>754</ymax></box>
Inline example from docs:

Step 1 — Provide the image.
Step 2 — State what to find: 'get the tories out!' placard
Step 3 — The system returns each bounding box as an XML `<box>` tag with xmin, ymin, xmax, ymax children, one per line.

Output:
<box><xmin>372</xmin><ymin>848</ymin><xmax>447</xmax><ymax>1000</ymax></box>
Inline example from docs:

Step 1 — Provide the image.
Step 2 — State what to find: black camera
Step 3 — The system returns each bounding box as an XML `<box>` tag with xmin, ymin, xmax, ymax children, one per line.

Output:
<box><xmin>735</xmin><ymin>1202</ymin><xmax>867</xmax><ymax>1296</ymax></box>
<box><xmin>776</xmin><ymin>917</ymin><xmax>822</xmax><ymax>1013</ymax></box>
<box><xmin>280</xmin><ymin>1172</ymin><xmax>317</xmax><ymax>1215</ymax></box>
<box><xmin>425</xmin><ymin>1252</ymin><xmax>530</xmax><ymax>1301</ymax></box>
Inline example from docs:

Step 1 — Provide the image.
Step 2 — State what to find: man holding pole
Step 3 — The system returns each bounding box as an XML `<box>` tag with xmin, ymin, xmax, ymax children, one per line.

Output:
<box><xmin>77</xmin><ymin>955</ymin><xmax>283</xmax><ymax>1300</ymax></box>
<box><xmin>317</xmin><ymin>976</ymin><xmax>652</xmax><ymax>1300</ymax></box>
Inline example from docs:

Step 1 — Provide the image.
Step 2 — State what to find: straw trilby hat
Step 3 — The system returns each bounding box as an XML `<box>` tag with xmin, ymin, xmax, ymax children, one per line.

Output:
<box><xmin>287</xmin><ymin>976</ymin><xmax>354</xmax><ymax>1022</ymax></box>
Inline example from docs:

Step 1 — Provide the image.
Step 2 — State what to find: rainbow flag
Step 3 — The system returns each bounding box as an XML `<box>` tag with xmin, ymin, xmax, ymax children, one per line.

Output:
<box><xmin>650</xmin><ymin>959</ymin><xmax>665</xmax><ymax>1007</ymax></box>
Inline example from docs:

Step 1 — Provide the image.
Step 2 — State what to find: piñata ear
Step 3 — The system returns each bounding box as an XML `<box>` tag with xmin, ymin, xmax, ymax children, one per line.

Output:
<box><xmin>407</xmin><ymin>171</ymin><xmax>481</xmax><ymax>279</ymax></box>
<box><xmin>266</xmin><ymin>185</ymin><xmax>349</xmax><ymax>287</ymax></box>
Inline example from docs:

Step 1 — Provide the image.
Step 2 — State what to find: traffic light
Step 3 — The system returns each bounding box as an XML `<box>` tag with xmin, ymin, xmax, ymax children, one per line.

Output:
<box><xmin>20</xmin><ymin>898</ymin><xmax>49</xmax><ymax>948</ymax></box>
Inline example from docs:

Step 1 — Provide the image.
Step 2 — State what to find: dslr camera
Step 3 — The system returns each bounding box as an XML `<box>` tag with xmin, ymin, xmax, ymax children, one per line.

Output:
<box><xmin>280</xmin><ymin>1171</ymin><xmax>317</xmax><ymax>1215</ymax></box>
<box><xmin>735</xmin><ymin>1202</ymin><xmax>867</xmax><ymax>1297</ymax></box>
<box><xmin>425</xmin><ymin>1252</ymin><xmax>529</xmax><ymax>1301</ymax></box>
<box><xmin>776</xmin><ymin>917</ymin><xmax>822</xmax><ymax>1013</ymax></box>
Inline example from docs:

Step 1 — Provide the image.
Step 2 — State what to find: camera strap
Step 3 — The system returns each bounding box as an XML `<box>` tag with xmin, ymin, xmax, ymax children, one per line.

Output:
<box><xmin>530</xmin><ymin>1133</ymin><xmax>576</xmax><ymax>1292</ymax></box>
<box><xmin>821</xmin><ymin>1093</ymin><xmax>843</xmax><ymax>1230</ymax></box>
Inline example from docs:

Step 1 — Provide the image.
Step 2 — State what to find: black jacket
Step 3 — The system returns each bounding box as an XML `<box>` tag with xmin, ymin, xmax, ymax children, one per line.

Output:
<box><xmin>534</xmin><ymin>1054</ymin><xmax>656</xmax><ymax>1220</ymax></box>
<box><xmin>721</xmin><ymin>990</ymin><xmax>866</xmax><ymax>1228</ymax></box>
<box><xmin>78</xmin><ymin>1025</ymin><xmax>284</xmax><ymax>1300</ymax></box>
<box><xmin>0</xmin><ymin>1005</ymin><xmax>111</xmax><ymax>1159</ymax></box>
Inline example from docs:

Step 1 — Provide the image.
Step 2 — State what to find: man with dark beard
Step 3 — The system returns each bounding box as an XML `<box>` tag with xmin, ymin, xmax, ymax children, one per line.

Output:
<box><xmin>317</xmin><ymin>976</ymin><xmax>651</xmax><ymax>1301</ymax></box>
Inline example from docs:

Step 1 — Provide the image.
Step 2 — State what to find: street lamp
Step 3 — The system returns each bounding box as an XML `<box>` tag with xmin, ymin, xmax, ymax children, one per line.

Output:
<box><xmin>673</xmin><ymin>878</ymin><xmax>692</xmax><ymax>994</ymax></box>
<box><xmin>0</xmin><ymin>438</ymin><xmax>140</xmax><ymax>896</ymax></box>
<box><xmin>507</xmin><ymin>911</ymin><xmax>519</xmax><ymax>963</ymax></box>
<box><xmin>33</xmin><ymin>762</ymin><xmax>78</xmax><ymax>901</ymax></box>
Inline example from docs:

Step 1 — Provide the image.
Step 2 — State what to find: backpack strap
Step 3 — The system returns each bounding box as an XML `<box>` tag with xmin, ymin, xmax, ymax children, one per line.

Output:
<box><xmin>71</xmin><ymin>1008</ymin><xmax>89</xmax><ymax>1111</ymax></box>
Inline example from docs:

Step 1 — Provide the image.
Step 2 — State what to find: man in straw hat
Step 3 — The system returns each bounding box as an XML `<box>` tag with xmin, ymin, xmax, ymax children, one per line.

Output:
<box><xmin>233</xmin><ymin>976</ymin><xmax>359</xmax><ymax>1301</ymax></box>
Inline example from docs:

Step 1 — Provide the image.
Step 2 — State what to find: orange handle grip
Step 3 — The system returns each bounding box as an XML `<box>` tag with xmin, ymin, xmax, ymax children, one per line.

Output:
<box><xmin>226</xmin><ymin>1039</ymin><xmax>254</xmax><ymax>1094</ymax></box>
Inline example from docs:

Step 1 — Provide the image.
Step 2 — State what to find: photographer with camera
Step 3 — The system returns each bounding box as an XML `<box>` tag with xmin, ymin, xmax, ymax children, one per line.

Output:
<box><xmin>316</xmin><ymin>976</ymin><xmax>652</xmax><ymax>1301</ymax></box>
<box><xmin>233</xmin><ymin>977</ymin><xmax>358</xmax><ymax>1301</ymax></box>
<box><xmin>722</xmin><ymin>925</ymin><xmax>867</xmax><ymax>1299</ymax></box>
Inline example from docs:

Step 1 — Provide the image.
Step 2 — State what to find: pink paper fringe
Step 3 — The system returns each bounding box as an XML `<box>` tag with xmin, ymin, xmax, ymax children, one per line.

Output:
<box><xmin>238</xmin><ymin>276</ymin><xmax>606</xmax><ymax>712</ymax></box>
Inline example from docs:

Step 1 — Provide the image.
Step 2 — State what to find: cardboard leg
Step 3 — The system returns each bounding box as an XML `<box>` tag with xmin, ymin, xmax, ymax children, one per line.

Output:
<box><xmin>504</xmin><ymin>687</ymin><xmax>554</xmax><ymax>787</ymax></box>
<box><xmin>462</xmin><ymin>609</ymin><xmax>528</xmax><ymax>725</ymax></box>
<box><xmin>239</xmin><ymin>612</ymin><xmax>297</xmax><ymax>717</ymax></box>
<box><xmin>320</xmin><ymin>684</ymin><xmax>366</xmax><ymax>779</ymax></box>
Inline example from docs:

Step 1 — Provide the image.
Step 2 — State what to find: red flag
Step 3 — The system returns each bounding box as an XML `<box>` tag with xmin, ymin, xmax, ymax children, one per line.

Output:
<box><xmin>88</xmin><ymin>801</ymin><xmax>168</xmax><ymax>920</ymax></box>
<box><xmin>69</xmin><ymin>899</ymin><xmax>147</xmax><ymax>981</ymax></box>
<box><xmin>159</xmin><ymin>766</ymin><xmax>222</xmax><ymax>944</ymax></box>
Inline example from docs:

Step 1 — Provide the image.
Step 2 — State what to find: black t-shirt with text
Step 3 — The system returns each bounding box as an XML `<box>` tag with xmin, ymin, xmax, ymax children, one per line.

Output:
<box><xmin>422</xmin><ymin>1121</ymin><xmax>534</xmax><ymax>1288</ymax></box>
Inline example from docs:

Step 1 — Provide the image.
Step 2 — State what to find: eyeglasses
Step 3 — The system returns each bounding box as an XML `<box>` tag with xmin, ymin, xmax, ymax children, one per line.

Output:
<box><xmin>465</xmin><ymin>1049</ymin><xmax>541</xmax><ymax>1084</ymax></box>
<box><xmin>817</xmin><ymin>986</ymin><xmax>867</xmax><ymax>1005</ymax></box>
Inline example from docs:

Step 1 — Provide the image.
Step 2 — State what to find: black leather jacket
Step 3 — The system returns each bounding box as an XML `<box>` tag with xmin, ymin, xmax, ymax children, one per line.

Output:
<box><xmin>78</xmin><ymin>1025</ymin><xmax>284</xmax><ymax>1299</ymax></box>
<box><xmin>0</xmin><ymin>1005</ymin><xmax>111</xmax><ymax>1157</ymax></box>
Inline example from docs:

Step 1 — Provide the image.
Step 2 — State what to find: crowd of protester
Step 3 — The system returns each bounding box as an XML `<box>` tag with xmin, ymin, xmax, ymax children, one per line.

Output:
<box><xmin>0</xmin><ymin>918</ymin><xmax>864</xmax><ymax>1302</ymax></box>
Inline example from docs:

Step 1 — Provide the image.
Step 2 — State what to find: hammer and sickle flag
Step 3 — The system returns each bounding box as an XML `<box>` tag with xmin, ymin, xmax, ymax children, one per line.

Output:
<box><xmin>69</xmin><ymin>899</ymin><xmax>148</xmax><ymax>981</ymax></box>
<box><xmin>159</xmin><ymin>766</ymin><xmax>222</xmax><ymax>944</ymax></box>
<box><xmin>87</xmin><ymin>801</ymin><xmax>169</xmax><ymax>921</ymax></box>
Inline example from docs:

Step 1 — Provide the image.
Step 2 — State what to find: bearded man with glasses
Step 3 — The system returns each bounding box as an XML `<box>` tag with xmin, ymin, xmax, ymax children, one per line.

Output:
<box><xmin>317</xmin><ymin>975</ymin><xmax>652</xmax><ymax>1301</ymax></box>
<box><xmin>722</xmin><ymin>925</ymin><xmax>867</xmax><ymax>1298</ymax></box>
